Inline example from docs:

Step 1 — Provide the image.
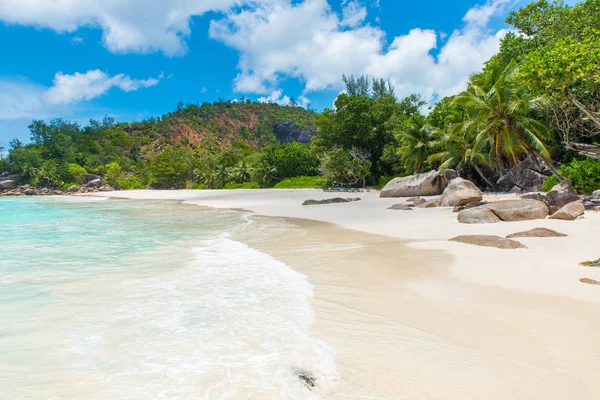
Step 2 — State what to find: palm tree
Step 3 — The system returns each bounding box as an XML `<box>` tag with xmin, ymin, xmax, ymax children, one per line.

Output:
<box><xmin>452</xmin><ymin>60</ymin><xmax>565</xmax><ymax>181</ymax></box>
<box><xmin>428</xmin><ymin>124</ymin><xmax>498</xmax><ymax>189</ymax></box>
<box><xmin>395</xmin><ymin>115</ymin><xmax>433</xmax><ymax>174</ymax></box>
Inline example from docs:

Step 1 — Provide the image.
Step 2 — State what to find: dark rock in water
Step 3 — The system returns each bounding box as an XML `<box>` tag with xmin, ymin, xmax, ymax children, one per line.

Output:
<box><xmin>450</xmin><ymin>235</ymin><xmax>526</xmax><ymax>249</ymax></box>
<box><xmin>496</xmin><ymin>155</ymin><xmax>552</xmax><ymax>192</ymax></box>
<box><xmin>302</xmin><ymin>197</ymin><xmax>361</xmax><ymax>206</ymax></box>
<box><xmin>293</xmin><ymin>369</ymin><xmax>316</xmax><ymax>389</ymax></box>
<box><xmin>506</xmin><ymin>228</ymin><xmax>567</xmax><ymax>238</ymax></box>
<box><xmin>388</xmin><ymin>204</ymin><xmax>413</xmax><ymax>210</ymax></box>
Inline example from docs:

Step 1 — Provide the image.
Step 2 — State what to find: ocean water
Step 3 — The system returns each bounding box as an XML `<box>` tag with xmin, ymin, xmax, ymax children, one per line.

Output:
<box><xmin>0</xmin><ymin>197</ymin><xmax>337</xmax><ymax>399</ymax></box>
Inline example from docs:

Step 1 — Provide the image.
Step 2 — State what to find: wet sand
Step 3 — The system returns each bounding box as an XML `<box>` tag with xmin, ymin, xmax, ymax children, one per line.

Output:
<box><xmin>86</xmin><ymin>189</ymin><xmax>600</xmax><ymax>399</ymax></box>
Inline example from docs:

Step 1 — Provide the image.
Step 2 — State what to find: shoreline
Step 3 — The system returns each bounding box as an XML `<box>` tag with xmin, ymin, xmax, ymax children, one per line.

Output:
<box><xmin>83</xmin><ymin>189</ymin><xmax>600</xmax><ymax>399</ymax></box>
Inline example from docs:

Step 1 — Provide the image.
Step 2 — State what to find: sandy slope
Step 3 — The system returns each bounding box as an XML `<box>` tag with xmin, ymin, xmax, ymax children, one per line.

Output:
<box><xmin>86</xmin><ymin>189</ymin><xmax>600</xmax><ymax>399</ymax></box>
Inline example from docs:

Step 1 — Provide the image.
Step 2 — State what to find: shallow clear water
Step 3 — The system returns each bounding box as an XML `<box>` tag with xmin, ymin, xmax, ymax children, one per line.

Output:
<box><xmin>0</xmin><ymin>197</ymin><xmax>336</xmax><ymax>399</ymax></box>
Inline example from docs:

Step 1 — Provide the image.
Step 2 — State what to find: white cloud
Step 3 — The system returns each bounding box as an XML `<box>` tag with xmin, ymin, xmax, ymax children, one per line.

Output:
<box><xmin>0</xmin><ymin>0</ymin><xmax>250</xmax><ymax>56</ymax></box>
<box><xmin>44</xmin><ymin>70</ymin><xmax>159</xmax><ymax>105</ymax></box>
<box><xmin>258</xmin><ymin>90</ymin><xmax>291</xmax><ymax>105</ymax></box>
<box><xmin>0</xmin><ymin>70</ymin><xmax>160</xmax><ymax>120</ymax></box>
<box><xmin>211</xmin><ymin>0</ymin><xmax>510</xmax><ymax>102</ymax></box>
<box><xmin>72</xmin><ymin>36</ymin><xmax>84</xmax><ymax>44</ymax></box>
<box><xmin>341</xmin><ymin>0</ymin><xmax>367</xmax><ymax>28</ymax></box>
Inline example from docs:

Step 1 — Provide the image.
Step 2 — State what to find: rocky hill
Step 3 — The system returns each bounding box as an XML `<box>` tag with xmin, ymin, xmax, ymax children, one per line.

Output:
<box><xmin>127</xmin><ymin>100</ymin><xmax>317</xmax><ymax>153</ymax></box>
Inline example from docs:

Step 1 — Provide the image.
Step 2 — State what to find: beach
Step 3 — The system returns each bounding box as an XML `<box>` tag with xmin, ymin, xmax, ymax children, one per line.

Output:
<box><xmin>85</xmin><ymin>189</ymin><xmax>600</xmax><ymax>399</ymax></box>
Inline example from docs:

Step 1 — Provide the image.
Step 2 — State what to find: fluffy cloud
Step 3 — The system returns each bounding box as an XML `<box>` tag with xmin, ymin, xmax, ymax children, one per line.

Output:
<box><xmin>44</xmin><ymin>70</ymin><xmax>159</xmax><ymax>105</ymax></box>
<box><xmin>0</xmin><ymin>0</ymin><xmax>246</xmax><ymax>55</ymax></box>
<box><xmin>0</xmin><ymin>71</ymin><xmax>160</xmax><ymax>120</ymax></box>
<box><xmin>211</xmin><ymin>0</ymin><xmax>511</xmax><ymax>102</ymax></box>
<box><xmin>0</xmin><ymin>0</ymin><xmax>513</xmax><ymax>102</ymax></box>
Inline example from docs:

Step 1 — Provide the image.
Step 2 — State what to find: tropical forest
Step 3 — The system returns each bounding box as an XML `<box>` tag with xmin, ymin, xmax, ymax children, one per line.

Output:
<box><xmin>1</xmin><ymin>0</ymin><xmax>599</xmax><ymax>194</ymax></box>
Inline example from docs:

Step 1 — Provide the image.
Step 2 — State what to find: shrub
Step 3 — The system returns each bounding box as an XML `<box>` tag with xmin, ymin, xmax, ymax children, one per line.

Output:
<box><xmin>63</xmin><ymin>163</ymin><xmax>87</xmax><ymax>183</ymax></box>
<box><xmin>150</xmin><ymin>148</ymin><xmax>193</xmax><ymax>188</ymax></box>
<box><xmin>224</xmin><ymin>182</ymin><xmax>260</xmax><ymax>189</ymax></box>
<box><xmin>542</xmin><ymin>158</ymin><xmax>600</xmax><ymax>194</ymax></box>
<box><xmin>273</xmin><ymin>176</ymin><xmax>328</xmax><ymax>189</ymax></box>
<box><xmin>270</xmin><ymin>142</ymin><xmax>319</xmax><ymax>178</ymax></box>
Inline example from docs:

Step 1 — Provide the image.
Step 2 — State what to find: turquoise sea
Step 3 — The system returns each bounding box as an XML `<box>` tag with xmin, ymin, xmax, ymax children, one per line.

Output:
<box><xmin>0</xmin><ymin>197</ymin><xmax>336</xmax><ymax>399</ymax></box>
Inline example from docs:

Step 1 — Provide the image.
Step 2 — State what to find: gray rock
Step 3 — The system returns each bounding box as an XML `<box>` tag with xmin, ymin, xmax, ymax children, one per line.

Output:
<box><xmin>303</xmin><ymin>197</ymin><xmax>361</xmax><ymax>206</ymax></box>
<box><xmin>380</xmin><ymin>170</ymin><xmax>456</xmax><ymax>198</ymax></box>
<box><xmin>416</xmin><ymin>199</ymin><xmax>441</xmax><ymax>208</ymax></box>
<box><xmin>450</xmin><ymin>235</ymin><xmax>526</xmax><ymax>249</ymax></box>
<box><xmin>481</xmin><ymin>199</ymin><xmax>549</xmax><ymax>221</ymax></box>
<box><xmin>440</xmin><ymin>177</ymin><xmax>482</xmax><ymax>207</ymax></box>
<box><xmin>66</xmin><ymin>185</ymin><xmax>80</xmax><ymax>193</ymax></box>
<box><xmin>553</xmin><ymin>192</ymin><xmax>580</xmax><ymax>209</ymax></box>
<box><xmin>0</xmin><ymin>180</ymin><xmax>17</xmax><ymax>190</ymax></box>
<box><xmin>388</xmin><ymin>204</ymin><xmax>413</xmax><ymax>211</ymax></box>
<box><xmin>593</xmin><ymin>190</ymin><xmax>600</xmax><ymax>198</ymax></box>
<box><xmin>548</xmin><ymin>179</ymin><xmax>574</xmax><ymax>199</ymax></box>
<box><xmin>84</xmin><ymin>173</ymin><xmax>102</xmax><ymax>183</ymax></box>
<box><xmin>406</xmin><ymin>196</ymin><xmax>427</xmax><ymax>206</ymax></box>
<box><xmin>522</xmin><ymin>193</ymin><xmax>553</xmax><ymax>208</ymax></box>
<box><xmin>99</xmin><ymin>184</ymin><xmax>114</xmax><ymax>192</ymax></box>
<box><xmin>549</xmin><ymin>202</ymin><xmax>585</xmax><ymax>220</ymax></box>
<box><xmin>457</xmin><ymin>208</ymin><xmax>501</xmax><ymax>224</ymax></box>
<box><xmin>85</xmin><ymin>178</ymin><xmax>103</xmax><ymax>188</ymax></box>
<box><xmin>506</xmin><ymin>228</ymin><xmax>567</xmax><ymax>238</ymax></box>
<box><xmin>496</xmin><ymin>156</ymin><xmax>552</xmax><ymax>192</ymax></box>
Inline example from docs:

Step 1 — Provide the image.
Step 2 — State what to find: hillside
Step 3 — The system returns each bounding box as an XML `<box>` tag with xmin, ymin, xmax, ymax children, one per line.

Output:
<box><xmin>127</xmin><ymin>100</ymin><xmax>317</xmax><ymax>153</ymax></box>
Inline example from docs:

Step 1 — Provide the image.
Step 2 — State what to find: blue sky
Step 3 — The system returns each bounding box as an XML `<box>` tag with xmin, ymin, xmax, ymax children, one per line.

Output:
<box><xmin>0</xmin><ymin>0</ymin><xmax>555</xmax><ymax>147</ymax></box>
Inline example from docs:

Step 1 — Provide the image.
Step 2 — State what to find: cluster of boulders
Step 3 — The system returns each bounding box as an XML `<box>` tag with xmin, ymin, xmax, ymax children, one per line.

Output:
<box><xmin>381</xmin><ymin>169</ymin><xmax>599</xmax><ymax>223</ymax></box>
<box><xmin>0</xmin><ymin>172</ymin><xmax>114</xmax><ymax>197</ymax></box>
<box><xmin>457</xmin><ymin>179</ymin><xmax>598</xmax><ymax>224</ymax></box>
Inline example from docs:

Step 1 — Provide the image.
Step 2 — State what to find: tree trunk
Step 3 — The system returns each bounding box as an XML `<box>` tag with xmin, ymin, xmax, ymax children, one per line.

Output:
<box><xmin>564</xmin><ymin>88</ymin><xmax>600</xmax><ymax>129</ymax></box>
<box><xmin>473</xmin><ymin>164</ymin><xmax>498</xmax><ymax>190</ymax></box>
<box><xmin>544</xmin><ymin>160</ymin><xmax>566</xmax><ymax>182</ymax></box>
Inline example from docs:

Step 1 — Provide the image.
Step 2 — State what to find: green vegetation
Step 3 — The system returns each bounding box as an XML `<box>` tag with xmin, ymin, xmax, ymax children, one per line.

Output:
<box><xmin>542</xmin><ymin>158</ymin><xmax>600</xmax><ymax>193</ymax></box>
<box><xmin>273</xmin><ymin>176</ymin><xmax>328</xmax><ymax>189</ymax></box>
<box><xmin>2</xmin><ymin>0</ymin><xmax>599</xmax><ymax>192</ymax></box>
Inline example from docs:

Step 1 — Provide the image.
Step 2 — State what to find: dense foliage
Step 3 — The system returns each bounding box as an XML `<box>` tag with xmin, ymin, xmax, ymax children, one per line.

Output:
<box><xmin>2</xmin><ymin>0</ymin><xmax>599</xmax><ymax>193</ymax></box>
<box><xmin>542</xmin><ymin>158</ymin><xmax>600</xmax><ymax>194</ymax></box>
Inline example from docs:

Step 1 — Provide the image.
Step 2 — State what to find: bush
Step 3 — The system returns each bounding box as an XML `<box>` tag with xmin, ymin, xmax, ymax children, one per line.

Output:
<box><xmin>270</xmin><ymin>142</ymin><xmax>319</xmax><ymax>179</ymax></box>
<box><xmin>63</xmin><ymin>163</ymin><xmax>87</xmax><ymax>183</ymax></box>
<box><xmin>223</xmin><ymin>182</ymin><xmax>260</xmax><ymax>189</ymax></box>
<box><xmin>541</xmin><ymin>158</ymin><xmax>600</xmax><ymax>194</ymax></box>
<box><xmin>150</xmin><ymin>148</ymin><xmax>193</xmax><ymax>188</ymax></box>
<box><xmin>273</xmin><ymin>176</ymin><xmax>328</xmax><ymax>189</ymax></box>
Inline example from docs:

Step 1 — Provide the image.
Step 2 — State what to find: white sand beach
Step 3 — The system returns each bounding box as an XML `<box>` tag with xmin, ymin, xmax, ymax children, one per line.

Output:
<box><xmin>88</xmin><ymin>189</ymin><xmax>600</xmax><ymax>399</ymax></box>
